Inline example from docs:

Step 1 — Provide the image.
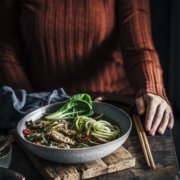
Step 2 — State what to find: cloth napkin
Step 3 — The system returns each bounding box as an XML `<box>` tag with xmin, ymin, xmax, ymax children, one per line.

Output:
<box><xmin>0</xmin><ymin>86</ymin><xmax>69</xmax><ymax>129</ymax></box>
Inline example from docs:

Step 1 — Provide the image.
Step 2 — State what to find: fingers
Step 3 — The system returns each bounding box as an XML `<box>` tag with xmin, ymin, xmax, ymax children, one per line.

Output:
<box><xmin>136</xmin><ymin>93</ymin><xmax>174</xmax><ymax>135</ymax></box>
<box><xmin>142</xmin><ymin>93</ymin><xmax>174</xmax><ymax>136</ymax></box>
<box><xmin>149</xmin><ymin>105</ymin><xmax>164</xmax><ymax>136</ymax></box>
<box><xmin>168</xmin><ymin>113</ymin><xmax>174</xmax><ymax>129</ymax></box>
<box><xmin>158</xmin><ymin>110</ymin><xmax>170</xmax><ymax>134</ymax></box>
<box><xmin>144</xmin><ymin>98</ymin><xmax>158</xmax><ymax>132</ymax></box>
<box><xmin>135</xmin><ymin>96</ymin><xmax>145</xmax><ymax>115</ymax></box>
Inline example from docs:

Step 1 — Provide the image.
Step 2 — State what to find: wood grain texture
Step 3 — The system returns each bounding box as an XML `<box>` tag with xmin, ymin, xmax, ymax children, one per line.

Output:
<box><xmin>91</xmin><ymin>133</ymin><xmax>180</xmax><ymax>180</ymax></box>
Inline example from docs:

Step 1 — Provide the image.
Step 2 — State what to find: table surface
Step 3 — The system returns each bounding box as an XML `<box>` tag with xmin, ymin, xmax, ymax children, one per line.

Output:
<box><xmin>1</xmin><ymin>95</ymin><xmax>180</xmax><ymax>180</ymax></box>
<box><xmin>8</xmin><ymin>128</ymin><xmax>180</xmax><ymax>180</ymax></box>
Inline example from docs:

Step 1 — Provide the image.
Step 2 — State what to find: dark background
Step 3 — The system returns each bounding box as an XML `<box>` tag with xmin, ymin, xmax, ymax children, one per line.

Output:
<box><xmin>150</xmin><ymin>0</ymin><xmax>180</xmax><ymax>163</ymax></box>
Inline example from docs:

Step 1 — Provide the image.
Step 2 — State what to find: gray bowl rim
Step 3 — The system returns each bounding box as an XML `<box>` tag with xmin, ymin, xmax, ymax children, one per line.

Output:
<box><xmin>0</xmin><ymin>144</ymin><xmax>12</xmax><ymax>160</ymax></box>
<box><xmin>17</xmin><ymin>101</ymin><xmax>132</xmax><ymax>151</ymax></box>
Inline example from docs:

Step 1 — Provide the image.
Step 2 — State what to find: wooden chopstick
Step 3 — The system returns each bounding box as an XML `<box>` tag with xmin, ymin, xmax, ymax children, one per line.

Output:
<box><xmin>136</xmin><ymin>115</ymin><xmax>156</xmax><ymax>169</ymax></box>
<box><xmin>133</xmin><ymin>116</ymin><xmax>151</xmax><ymax>167</ymax></box>
<box><xmin>133</xmin><ymin>115</ymin><xmax>156</xmax><ymax>169</ymax></box>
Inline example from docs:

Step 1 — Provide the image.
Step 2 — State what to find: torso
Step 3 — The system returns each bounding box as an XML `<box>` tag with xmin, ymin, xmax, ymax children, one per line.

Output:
<box><xmin>19</xmin><ymin>0</ymin><xmax>133</xmax><ymax>94</ymax></box>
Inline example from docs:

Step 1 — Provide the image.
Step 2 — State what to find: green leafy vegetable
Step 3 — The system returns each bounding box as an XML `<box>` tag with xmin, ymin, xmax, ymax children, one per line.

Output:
<box><xmin>45</xmin><ymin>93</ymin><xmax>94</xmax><ymax>120</ymax></box>
<box><xmin>75</xmin><ymin>116</ymin><xmax>120</xmax><ymax>141</ymax></box>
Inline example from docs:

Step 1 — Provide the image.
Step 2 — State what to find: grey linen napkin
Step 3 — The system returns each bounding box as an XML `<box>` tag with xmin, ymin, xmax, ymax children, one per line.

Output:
<box><xmin>0</xmin><ymin>86</ymin><xmax>69</xmax><ymax>128</ymax></box>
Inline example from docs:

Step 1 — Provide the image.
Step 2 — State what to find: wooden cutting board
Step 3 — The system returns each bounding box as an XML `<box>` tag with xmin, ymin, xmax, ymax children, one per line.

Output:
<box><xmin>13</xmin><ymin>131</ymin><xmax>135</xmax><ymax>180</ymax></box>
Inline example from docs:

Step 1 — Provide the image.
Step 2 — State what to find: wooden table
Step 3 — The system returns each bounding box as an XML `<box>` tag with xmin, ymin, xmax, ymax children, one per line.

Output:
<box><xmin>8</xmin><ymin>128</ymin><xmax>180</xmax><ymax>180</ymax></box>
<box><xmin>2</xmin><ymin>95</ymin><xmax>180</xmax><ymax>179</ymax></box>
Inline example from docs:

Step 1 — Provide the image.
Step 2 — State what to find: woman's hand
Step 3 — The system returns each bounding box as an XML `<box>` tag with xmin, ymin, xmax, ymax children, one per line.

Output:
<box><xmin>135</xmin><ymin>93</ymin><xmax>174</xmax><ymax>136</ymax></box>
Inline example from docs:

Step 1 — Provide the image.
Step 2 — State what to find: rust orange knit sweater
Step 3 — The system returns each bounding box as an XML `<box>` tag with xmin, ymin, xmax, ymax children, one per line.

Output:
<box><xmin>0</xmin><ymin>0</ymin><xmax>168</xmax><ymax>100</ymax></box>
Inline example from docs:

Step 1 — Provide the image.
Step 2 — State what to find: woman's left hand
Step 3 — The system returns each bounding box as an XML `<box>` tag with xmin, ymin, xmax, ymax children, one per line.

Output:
<box><xmin>135</xmin><ymin>93</ymin><xmax>174</xmax><ymax>136</ymax></box>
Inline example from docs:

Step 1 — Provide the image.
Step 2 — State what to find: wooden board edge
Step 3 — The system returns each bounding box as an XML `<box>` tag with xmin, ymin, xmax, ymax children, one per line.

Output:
<box><xmin>108</xmin><ymin>157</ymin><xmax>135</xmax><ymax>173</ymax></box>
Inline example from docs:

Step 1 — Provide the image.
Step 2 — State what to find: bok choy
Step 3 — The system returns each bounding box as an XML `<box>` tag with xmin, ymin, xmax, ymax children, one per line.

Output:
<box><xmin>45</xmin><ymin>93</ymin><xmax>94</xmax><ymax>120</ymax></box>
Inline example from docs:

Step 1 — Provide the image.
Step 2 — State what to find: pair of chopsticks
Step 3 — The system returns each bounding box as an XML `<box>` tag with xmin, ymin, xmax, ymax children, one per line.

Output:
<box><xmin>133</xmin><ymin>115</ymin><xmax>156</xmax><ymax>169</ymax></box>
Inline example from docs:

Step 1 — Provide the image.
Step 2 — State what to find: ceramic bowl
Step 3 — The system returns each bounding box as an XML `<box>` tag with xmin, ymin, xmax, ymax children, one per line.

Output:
<box><xmin>17</xmin><ymin>102</ymin><xmax>132</xmax><ymax>164</ymax></box>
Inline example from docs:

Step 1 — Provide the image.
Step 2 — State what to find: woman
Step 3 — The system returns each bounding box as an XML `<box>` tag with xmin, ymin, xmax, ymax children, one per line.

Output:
<box><xmin>0</xmin><ymin>0</ymin><xmax>174</xmax><ymax>135</ymax></box>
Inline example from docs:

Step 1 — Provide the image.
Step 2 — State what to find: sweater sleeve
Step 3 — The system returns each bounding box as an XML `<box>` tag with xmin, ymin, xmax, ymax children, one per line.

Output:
<box><xmin>118</xmin><ymin>0</ymin><xmax>168</xmax><ymax>102</ymax></box>
<box><xmin>0</xmin><ymin>0</ymin><xmax>32</xmax><ymax>91</ymax></box>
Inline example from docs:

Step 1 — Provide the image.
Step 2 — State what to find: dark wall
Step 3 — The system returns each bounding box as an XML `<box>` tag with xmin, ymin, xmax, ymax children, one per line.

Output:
<box><xmin>150</xmin><ymin>0</ymin><xmax>180</xmax><ymax>116</ymax></box>
<box><xmin>150</xmin><ymin>0</ymin><xmax>171</xmax><ymax>94</ymax></box>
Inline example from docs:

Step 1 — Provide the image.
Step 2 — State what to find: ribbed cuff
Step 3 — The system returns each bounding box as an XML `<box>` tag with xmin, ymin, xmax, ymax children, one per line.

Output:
<box><xmin>135</xmin><ymin>84</ymin><xmax>170</xmax><ymax>105</ymax></box>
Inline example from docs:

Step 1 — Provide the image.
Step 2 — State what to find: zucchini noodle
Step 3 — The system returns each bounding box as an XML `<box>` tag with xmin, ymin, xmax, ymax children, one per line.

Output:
<box><xmin>75</xmin><ymin>116</ymin><xmax>120</xmax><ymax>141</ymax></box>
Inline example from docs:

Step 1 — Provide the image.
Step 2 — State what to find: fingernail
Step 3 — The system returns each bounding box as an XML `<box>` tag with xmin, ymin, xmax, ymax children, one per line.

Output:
<box><xmin>150</xmin><ymin>131</ymin><xmax>154</xmax><ymax>136</ymax></box>
<box><xmin>146</xmin><ymin>125</ymin><xmax>150</xmax><ymax>131</ymax></box>
<box><xmin>158</xmin><ymin>129</ymin><xmax>163</xmax><ymax>134</ymax></box>
<box><xmin>168</xmin><ymin>125</ymin><xmax>172</xmax><ymax>129</ymax></box>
